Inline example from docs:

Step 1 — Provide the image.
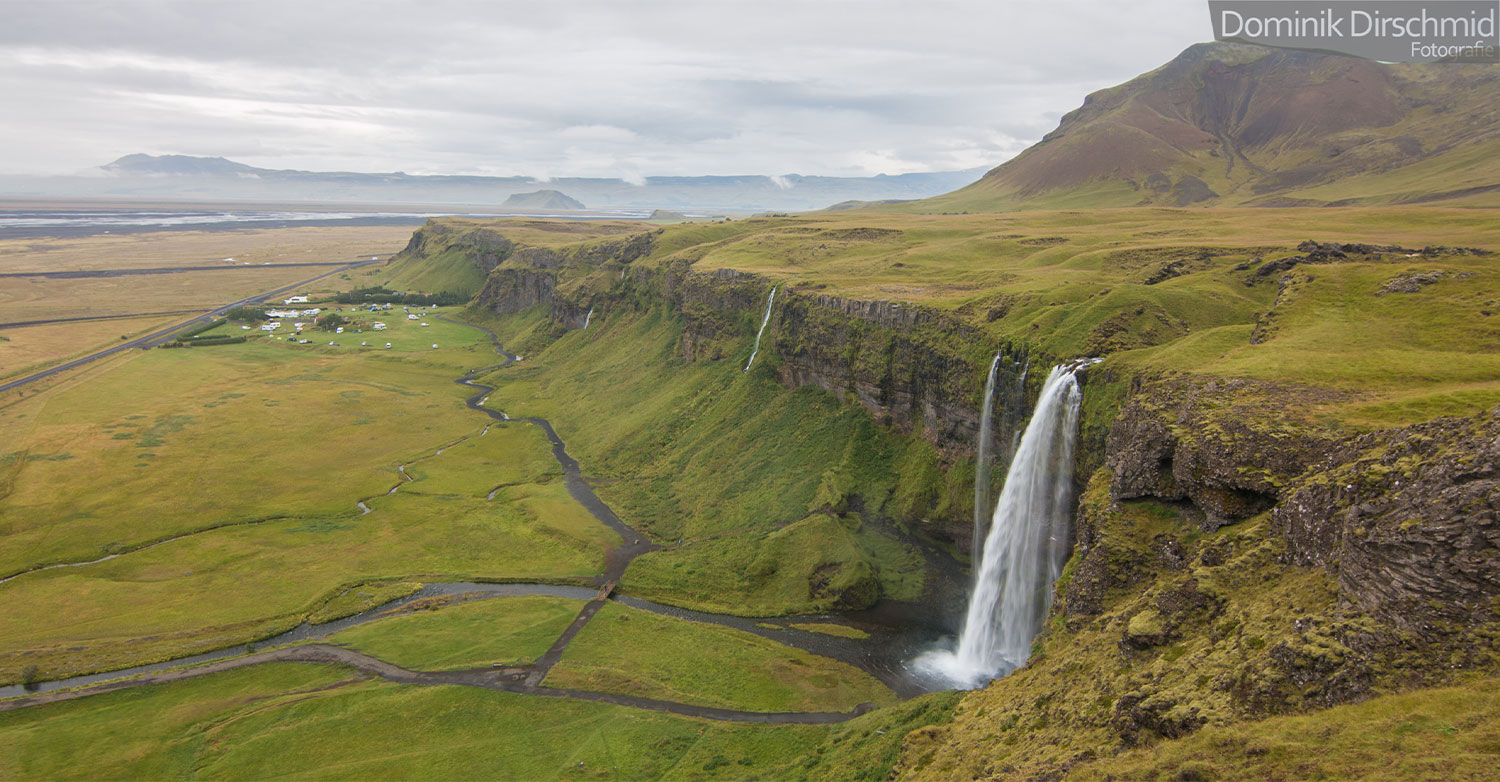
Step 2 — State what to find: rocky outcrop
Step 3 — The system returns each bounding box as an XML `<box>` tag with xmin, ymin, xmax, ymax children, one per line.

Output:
<box><xmin>1106</xmin><ymin>376</ymin><xmax>1343</xmax><ymax>530</ymax></box>
<box><xmin>475</xmin><ymin>268</ymin><xmax>556</xmax><ymax>314</ymax></box>
<box><xmin>398</xmin><ymin>220</ymin><xmax>516</xmax><ymax>276</ymax></box>
<box><xmin>1275</xmin><ymin>405</ymin><xmax>1500</xmax><ymax>635</ymax></box>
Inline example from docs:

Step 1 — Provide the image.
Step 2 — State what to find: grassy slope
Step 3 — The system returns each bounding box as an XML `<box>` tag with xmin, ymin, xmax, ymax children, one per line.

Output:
<box><xmin>0</xmin><ymin>661</ymin><xmax>960</xmax><ymax>781</ymax></box>
<box><xmin>544</xmin><ymin>601</ymin><xmax>898</xmax><ymax>712</ymax></box>
<box><xmin>1067</xmin><ymin>676</ymin><xmax>1500</xmax><ymax>781</ymax></box>
<box><xmin>472</xmin><ymin>303</ymin><xmax>931</xmax><ymax>615</ymax></box>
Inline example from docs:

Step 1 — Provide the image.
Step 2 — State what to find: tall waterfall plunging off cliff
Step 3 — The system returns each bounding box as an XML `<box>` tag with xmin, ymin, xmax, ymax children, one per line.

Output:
<box><xmin>743</xmin><ymin>286</ymin><xmax>777</xmax><ymax>372</ymax></box>
<box><xmin>918</xmin><ymin>365</ymin><xmax>1083</xmax><ymax>689</ymax></box>
<box><xmin>583</xmin><ymin>307</ymin><xmax>594</xmax><ymax>330</ymax></box>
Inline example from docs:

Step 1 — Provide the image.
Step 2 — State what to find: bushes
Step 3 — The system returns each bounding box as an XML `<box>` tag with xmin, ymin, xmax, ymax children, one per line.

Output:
<box><xmin>335</xmin><ymin>287</ymin><xmax>466</xmax><ymax>306</ymax></box>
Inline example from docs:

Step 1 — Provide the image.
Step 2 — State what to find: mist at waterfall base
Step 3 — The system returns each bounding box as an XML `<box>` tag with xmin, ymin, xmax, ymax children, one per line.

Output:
<box><xmin>913</xmin><ymin>365</ymin><xmax>1083</xmax><ymax>690</ymax></box>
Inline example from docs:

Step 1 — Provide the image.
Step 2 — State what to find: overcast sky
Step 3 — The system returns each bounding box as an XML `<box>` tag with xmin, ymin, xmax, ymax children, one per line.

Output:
<box><xmin>0</xmin><ymin>0</ymin><xmax>1210</xmax><ymax>179</ymax></box>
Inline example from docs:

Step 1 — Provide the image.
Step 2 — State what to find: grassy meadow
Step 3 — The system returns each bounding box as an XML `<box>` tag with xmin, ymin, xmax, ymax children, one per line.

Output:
<box><xmin>543</xmin><ymin>601</ymin><xmax>898</xmax><ymax>712</ymax></box>
<box><xmin>0</xmin><ymin>660</ymin><xmax>961</xmax><ymax>781</ymax></box>
<box><xmin>624</xmin><ymin>206</ymin><xmax>1500</xmax><ymax>427</ymax></box>
<box><xmin>0</xmin><ymin>308</ymin><xmax>618</xmax><ymax>683</ymax></box>
<box><xmin>327</xmin><ymin>595</ymin><xmax>583</xmax><ymax>669</ymax></box>
<box><xmin>0</xmin><ymin>314</ymin><xmax>180</xmax><ymax>380</ymax></box>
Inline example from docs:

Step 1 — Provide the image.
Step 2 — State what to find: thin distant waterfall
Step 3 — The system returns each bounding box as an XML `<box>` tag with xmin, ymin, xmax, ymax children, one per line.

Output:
<box><xmin>972</xmin><ymin>353</ymin><xmax>1003</xmax><ymax>565</ymax></box>
<box><xmin>917</xmin><ymin>365</ymin><xmax>1083</xmax><ymax>689</ymax></box>
<box><xmin>583</xmin><ymin>307</ymin><xmax>594</xmax><ymax>330</ymax></box>
<box><xmin>743</xmin><ymin>286</ymin><xmax>777</xmax><ymax>372</ymax></box>
<box><xmin>973</xmin><ymin>356</ymin><xmax>1030</xmax><ymax>567</ymax></box>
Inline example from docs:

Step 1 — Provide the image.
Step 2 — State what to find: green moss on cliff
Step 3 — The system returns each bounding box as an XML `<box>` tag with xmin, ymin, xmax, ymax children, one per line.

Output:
<box><xmin>466</xmin><ymin>304</ymin><xmax>942</xmax><ymax>614</ymax></box>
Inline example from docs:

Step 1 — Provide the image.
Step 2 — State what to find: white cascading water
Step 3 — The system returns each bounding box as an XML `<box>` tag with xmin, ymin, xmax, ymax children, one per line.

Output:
<box><xmin>917</xmin><ymin>364</ymin><xmax>1083</xmax><ymax>689</ymax></box>
<box><xmin>971</xmin><ymin>353</ymin><xmax>1003</xmax><ymax>564</ymax></box>
<box><xmin>743</xmin><ymin>286</ymin><xmax>777</xmax><ymax>372</ymax></box>
<box><xmin>583</xmin><ymin>307</ymin><xmax>594</xmax><ymax>330</ymax></box>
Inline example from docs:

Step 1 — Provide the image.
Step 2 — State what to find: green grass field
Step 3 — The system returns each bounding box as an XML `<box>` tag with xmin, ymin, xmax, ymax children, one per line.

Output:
<box><xmin>0</xmin><ymin>308</ymin><xmax>623</xmax><ymax>684</ymax></box>
<box><xmin>544</xmin><ymin>601</ymin><xmax>898</xmax><ymax>712</ymax></box>
<box><xmin>327</xmin><ymin>595</ymin><xmax>583</xmax><ymax>669</ymax></box>
<box><xmin>0</xmin><ymin>661</ymin><xmax>960</xmax><ymax>781</ymax></box>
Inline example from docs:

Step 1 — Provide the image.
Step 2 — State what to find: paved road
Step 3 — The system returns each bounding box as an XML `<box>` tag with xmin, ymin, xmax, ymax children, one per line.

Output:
<box><xmin>0</xmin><ymin>260</ymin><xmax>379</xmax><ymax>395</ymax></box>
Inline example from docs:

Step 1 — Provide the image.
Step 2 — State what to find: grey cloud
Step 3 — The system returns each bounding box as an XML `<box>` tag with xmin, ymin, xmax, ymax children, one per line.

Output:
<box><xmin>0</xmin><ymin>0</ymin><xmax>1210</xmax><ymax>177</ymax></box>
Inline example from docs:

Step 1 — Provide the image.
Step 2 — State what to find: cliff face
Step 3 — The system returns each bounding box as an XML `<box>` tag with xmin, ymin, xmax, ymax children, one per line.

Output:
<box><xmin>903</xmin><ymin>376</ymin><xmax>1500</xmax><ymax>780</ymax></box>
<box><xmin>1275</xmin><ymin>406</ymin><xmax>1500</xmax><ymax>634</ymax></box>
<box><xmin>453</xmin><ymin>219</ymin><xmax>1498</xmax><ymax>778</ymax></box>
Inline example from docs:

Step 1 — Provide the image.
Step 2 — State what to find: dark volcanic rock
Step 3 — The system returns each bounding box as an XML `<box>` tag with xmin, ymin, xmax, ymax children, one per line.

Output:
<box><xmin>1275</xmin><ymin>405</ymin><xmax>1500</xmax><ymax>634</ymax></box>
<box><xmin>1105</xmin><ymin>377</ymin><xmax>1340</xmax><ymax>529</ymax></box>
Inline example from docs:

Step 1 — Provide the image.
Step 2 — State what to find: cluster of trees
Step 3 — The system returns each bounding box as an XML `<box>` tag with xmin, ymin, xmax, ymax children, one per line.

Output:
<box><xmin>335</xmin><ymin>287</ymin><xmax>466</xmax><ymax>306</ymax></box>
<box><xmin>160</xmin><ymin>334</ymin><xmax>247</xmax><ymax>348</ymax></box>
<box><xmin>315</xmin><ymin>313</ymin><xmax>350</xmax><ymax>331</ymax></box>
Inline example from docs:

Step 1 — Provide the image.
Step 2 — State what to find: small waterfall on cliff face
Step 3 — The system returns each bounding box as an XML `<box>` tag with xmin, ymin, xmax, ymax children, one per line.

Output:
<box><xmin>972</xmin><ymin>356</ymin><xmax>1030</xmax><ymax>566</ymax></box>
<box><xmin>743</xmin><ymin>286</ymin><xmax>777</xmax><ymax>372</ymax></box>
<box><xmin>583</xmin><ymin>307</ymin><xmax>594</xmax><ymax>330</ymax></box>
<box><xmin>917</xmin><ymin>364</ymin><xmax>1083</xmax><ymax>689</ymax></box>
<box><xmin>971</xmin><ymin>354</ymin><xmax>1003</xmax><ymax>563</ymax></box>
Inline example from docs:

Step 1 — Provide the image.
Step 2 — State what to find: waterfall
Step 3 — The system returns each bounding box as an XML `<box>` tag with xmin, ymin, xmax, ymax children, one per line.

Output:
<box><xmin>917</xmin><ymin>364</ymin><xmax>1083</xmax><ymax>689</ymax></box>
<box><xmin>971</xmin><ymin>353</ymin><xmax>1003</xmax><ymax>564</ymax></box>
<box><xmin>972</xmin><ymin>356</ymin><xmax>1031</xmax><ymax>566</ymax></box>
<box><xmin>583</xmin><ymin>307</ymin><xmax>594</xmax><ymax>330</ymax></box>
<box><xmin>743</xmin><ymin>285</ymin><xmax>777</xmax><ymax>372</ymax></box>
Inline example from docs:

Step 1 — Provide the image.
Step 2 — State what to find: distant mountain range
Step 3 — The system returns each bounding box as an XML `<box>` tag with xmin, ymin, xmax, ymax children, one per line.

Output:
<box><xmin>0</xmin><ymin>154</ymin><xmax>986</xmax><ymax>212</ymax></box>
<box><xmin>921</xmin><ymin>42</ymin><xmax>1500</xmax><ymax>211</ymax></box>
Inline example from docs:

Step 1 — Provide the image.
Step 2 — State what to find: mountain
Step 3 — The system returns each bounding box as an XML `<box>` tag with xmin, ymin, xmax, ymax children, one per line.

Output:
<box><xmin>100</xmin><ymin>154</ymin><xmax>259</xmax><ymax>176</ymax></box>
<box><xmin>0</xmin><ymin>155</ymin><xmax>986</xmax><ymax>212</ymax></box>
<box><xmin>500</xmin><ymin>189</ymin><xmax>585</xmax><ymax>209</ymax></box>
<box><xmin>919</xmin><ymin>42</ymin><xmax>1500</xmax><ymax>211</ymax></box>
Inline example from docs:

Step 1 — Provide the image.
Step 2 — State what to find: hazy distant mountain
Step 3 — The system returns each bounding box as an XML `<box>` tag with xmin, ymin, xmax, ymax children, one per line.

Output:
<box><xmin>921</xmin><ymin>42</ymin><xmax>1500</xmax><ymax>211</ymax></box>
<box><xmin>501</xmin><ymin>189</ymin><xmax>585</xmax><ymax>209</ymax></box>
<box><xmin>102</xmin><ymin>154</ymin><xmax>259</xmax><ymax>176</ymax></box>
<box><xmin>0</xmin><ymin>155</ymin><xmax>986</xmax><ymax>212</ymax></box>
